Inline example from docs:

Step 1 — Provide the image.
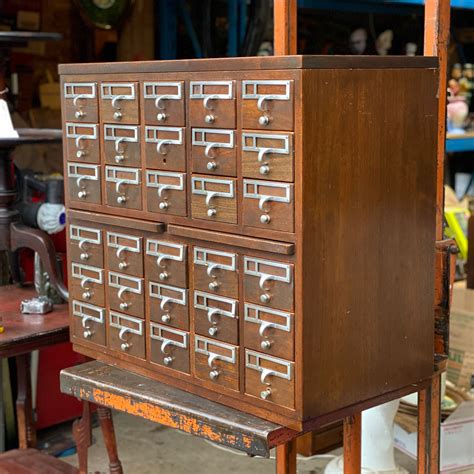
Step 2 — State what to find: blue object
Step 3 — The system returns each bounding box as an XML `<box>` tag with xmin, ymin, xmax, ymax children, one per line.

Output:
<box><xmin>446</xmin><ymin>136</ymin><xmax>474</xmax><ymax>153</ymax></box>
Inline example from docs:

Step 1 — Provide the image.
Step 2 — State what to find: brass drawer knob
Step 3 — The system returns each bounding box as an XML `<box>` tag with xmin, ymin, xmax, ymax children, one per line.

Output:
<box><xmin>161</xmin><ymin>314</ymin><xmax>171</xmax><ymax>323</ymax></box>
<box><xmin>261</xmin><ymin>340</ymin><xmax>272</xmax><ymax>350</ymax></box>
<box><xmin>117</xmin><ymin>195</ymin><xmax>127</xmax><ymax>204</ymax></box>
<box><xmin>259</xmin><ymin>165</ymin><xmax>270</xmax><ymax>175</ymax></box>
<box><xmin>77</xmin><ymin>190</ymin><xmax>88</xmax><ymax>199</ymax></box>
<box><xmin>75</xmin><ymin>110</ymin><xmax>85</xmax><ymax>119</ymax></box>
<box><xmin>163</xmin><ymin>356</ymin><xmax>174</xmax><ymax>366</ymax></box>
<box><xmin>260</xmin><ymin>214</ymin><xmax>271</xmax><ymax>224</ymax></box>
<box><xmin>159</xmin><ymin>271</ymin><xmax>169</xmax><ymax>281</ymax></box>
<box><xmin>119</xmin><ymin>302</ymin><xmax>129</xmax><ymax>311</ymax></box>
<box><xmin>157</xmin><ymin>112</ymin><xmax>168</xmax><ymax>122</ymax></box>
<box><xmin>208</xmin><ymin>281</ymin><xmax>220</xmax><ymax>291</ymax></box>
<box><xmin>80</xmin><ymin>252</ymin><xmax>89</xmax><ymax>261</ymax></box>
<box><xmin>159</xmin><ymin>201</ymin><xmax>169</xmax><ymax>210</ymax></box>
<box><xmin>114</xmin><ymin>111</ymin><xmax>123</xmax><ymax>120</ymax></box>
<box><xmin>76</xmin><ymin>150</ymin><xmax>87</xmax><ymax>159</ymax></box>
<box><xmin>259</xmin><ymin>115</ymin><xmax>269</xmax><ymax>126</ymax></box>
<box><xmin>260</xmin><ymin>293</ymin><xmax>271</xmax><ymax>304</ymax></box>
<box><xmin>83</xmin><ymin>329</ymin><xmax>93</xmax><ymax>339</ymax></box>
<box><xmin>118</xmin><ymin>261</ymin><xmax>128</xmax><ymax>270</ymax></box>
<box><xmin>208</xmin><ymin>326</ymin><xmax>218</xmax><ymax>336</ymax></box>
<box><xmin>207</xmin><ymin>161</ymin><xmax>217</xmax><ymax>171</ymax></box>
<box><xmin>205</xmin><ymin>114</ymin><xmax>215</xmax><ymax>124</ymax></box>
<box><xmin>209</xmin><ymin>369</ymin><xmax>220</xmax><ymax>380</ymax></box>
<box><xmin>207</xmin><ymin>209</ymin><xmax>217</xmax><ymax>217</ymax></box>
<box><xmin>82</xmin><ymin>291</ymin><xmax>92</xmax><ymax>300</ymax></box>
<box><xmin>260</xmin><ymin>388</ymin><xmax>272</xmax><ymax>400</ymax></box>
<box><xmin>120</xmin><ymin>342</ymin><xmax>130</xmax><ymax>351</ymax></box>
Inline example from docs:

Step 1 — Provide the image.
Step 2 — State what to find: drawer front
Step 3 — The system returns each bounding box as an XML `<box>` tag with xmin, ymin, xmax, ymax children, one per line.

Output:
<box><xmin>245</xmin><ymin>350</ymin><xmax>294</xmax><ymax>409</ymax></box>
<box><xmin>72</xmin><ymin>300</ymin><xmax>106</xmax><ymax>346</ymax></box>
<box><xmin>148</xmin><ymin>282</ymin><xmax>188</xmax><ymax>330</ymax></box>
<box><xmin>67</xmin><ymin>163</ymin><xmax>101</xmax><ymax>204</ymax></box>
<box><xmin>189</xmin><ymin>81</ymin><xmax>235</xmax><ymax>128</ymax></box>
<box><xmin>106</xmin><ymin>231</ymin><xmax>143</xmax><ymax>277</ymax></box>
<box><xmin>150</xmin><ymin>322</ymin><xmax>189</xmax><ymax>373</ymax></box>
<box><xmin>65</xmin><ymin>123</ymin><xmax>100</xmax><ymax>163</ymax></box>
<box><xmin>100</xmin><ymin>82</ymin><xmax>139</xmax><ymax>124</ymax></box>
<box><xmin>109</xmin><ymin>311</ymin><xmax>145</xmax><ymax>359</ymax></box>
<box><xmin>243</xmin><ymin>180</ymin><xmax>294</xmax><ymax>233</ymax></box>
<box><xmin>107</xmin><ymin>271</ymin><xmax>144</xmax><ymax>317</ymax></box>
<box><xmin>191</xmin><ymin>176</ymin><xmax>237</xmax><ymax>224</ymax></box>
<box><xmin>104</xmin><ymin>125</ymin><xmax>140</xmax><ymax>167</ymax></box>
<box><xmin>243</xmin><ymin>303</ymin><xmax>294</xmax><ymax>360</ymax></box>
<box><xmin>105</xmin><ymin>166</ymin><xmax>142</xmax><ymax>210</ymax></box>
<box><xmin>243</xmin><ymin>257</ymin><xmax>294</xmax><ymax>311</ymax></box>
<box><xmin>191</xmin><ymin>128</ymin><xmax>236</xmax><ymax>176</ymax></box>
<box><xmin>69</xmin><ymin>224</ymin><xmax>103</xmax><ymax>267</ymax></box>
<box><xmin>193</xmin><ymin>247</ymin><xmax>238</xmax><ymax>298</ymax></box>
<box><xmin>241</xmin><ymin>80</ymin><xmax>294</xmax><ymax>131</ymax></box>
<box><xmin>241</xmin><ymin>131</ymin><xmax>293</xmax><ymax>182</ymax></box>
<box><xmin>146</xmin><ymin>171</ymin><xmax>186</xmax><ymax>216</ymax></box>
<box><xmin>144</xmin><ymin>126</ymin><xmax>185</xmax><ymax>171</ymax></box>
<box><xmin>63</xmin><ymin>82</ymin><xmax>98</xmax><ymax>122</ymax></box>
<box><xmin>193</xmin><ymin>290</ymin><xmax>238</xmax><ymax>345</ymax></box>
<box><xmin>143</xmin><ymin>81</ymin><xmax>185</xmax><ymax>126</ymax></box>
<box><xmin>70</xmin><ymin>263</ymin><xmax>105</xmax><ymax>306</ymax></box>
<box><xmin>194</xmin><ymin>336</ymin><xmax>239</xmax><ymax>391</ymax></box>
<box><xmin>145</xmin><ymin>239</ymin><xmax>187</xmax><ymax>287</ymax></box>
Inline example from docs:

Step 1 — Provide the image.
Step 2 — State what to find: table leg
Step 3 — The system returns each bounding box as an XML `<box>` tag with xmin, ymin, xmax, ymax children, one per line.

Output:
<box><xmin>343</xmin><ymin>413</ymin><xmax>361</xmax><ymax>474</ymax></box>
<box><xmin>72</xmin><ymin>401</ymin><xmax>92</xmax><ymax>474</ymax></box>
<box><xmin>15</xmin><ymin>353</ymin><xmax>36</xmax><ymax>449</ymax></box>
<box><xmin>276</xmin><ymin>438</ymin><xmax>297</xmax><ymax>474</ymax></box>
<box><xmin>97</xmin><ymin>406</ymin><xmax>123</xmax><ymax>474</ymax></box>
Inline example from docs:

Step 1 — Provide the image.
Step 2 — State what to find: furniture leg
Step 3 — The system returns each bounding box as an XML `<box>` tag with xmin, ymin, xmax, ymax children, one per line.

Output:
<box><xmin>97</xmin><ymin>406</ymin><xmax>123</xmax><ymax>474</ymax></box>
<box><xmin>15</xmin><ymin>353</ymin><xmax>36</xmax><ymax>449</ymax></box>
<box><xmin>72</xmin><ymin>401</ymin><xmax>92</xmax><ymax>474</ymax></box>
<box><xmin>0</xmin><ymin>358</ymin><xmax>4</xmax><ymax>452</ymax></box>
<box><xmin>343</xmin><ymin>413</ymin><xmax>361</xmax><ymax>474</ymax></box>
<box><xmin>276</xmin><ymin>438</ymin><xmax>297</xmax><ymax>474</ymax></box>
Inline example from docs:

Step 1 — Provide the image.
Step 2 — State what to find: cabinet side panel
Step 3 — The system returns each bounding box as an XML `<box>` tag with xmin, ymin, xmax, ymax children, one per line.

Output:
<box><xmin>301</xmin><ymin>68</ymin><xmax>438</xmax><ymax>417</ymax></box>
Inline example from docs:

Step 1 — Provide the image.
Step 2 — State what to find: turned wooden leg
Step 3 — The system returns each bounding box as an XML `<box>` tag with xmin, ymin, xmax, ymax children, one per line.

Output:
<box><xmin>72</xmin><ymin>401</ymin><xmax>92</xmax><ymax>474</ymax></box>
<box><xmin>343</xmin><ymin>413</ymin><xmax>361</xmax><ymax>474</ymax></box>
<box><xmin>276</xmin><ymin>438</ymin><xmax>297</xmax><ymax>474</ymax></box>
<box><xmin>97</xmin><ymin>406</ymin><xmax>123</xmax><ymax>474</ymax></box>
<box><xmin>15</xmin><ymin>353</ymin><xmax>36</xmax><ymax>449</ymax></box>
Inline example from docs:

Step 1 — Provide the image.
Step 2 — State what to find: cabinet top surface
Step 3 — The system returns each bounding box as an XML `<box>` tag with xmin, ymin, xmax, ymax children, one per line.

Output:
<box><xmin>59</xmin><ymin>54</ymin><xmax>438</xmax><ymax>75</ymax></box>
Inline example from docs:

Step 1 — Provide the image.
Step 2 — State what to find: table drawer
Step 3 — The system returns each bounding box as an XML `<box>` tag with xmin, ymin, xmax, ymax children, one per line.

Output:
<box><xmin>72</xmin><ymin>300</ymin><xmax>106</xmax><ymax>346</ymax></box>
<box><xmin>243</xmin><ymin>180</ymin><xmax>294</xmax><ymax>233</ymax></box>
<box><xmin>191</xmin><ymin>176</ymin><xmax>237</xmax><ymax>224</ymax></box>
<box><xmin>193</xmin><ymin>290</ymin><xmax>238</xmax><ymax>345</ymax></box>
<box><xmin>105</xmin><ymin>166</ymin><xmax>142</xmax><ymax>210</ymax></box>
<box><xmin>194</xmin><ymin>336</ymin><xmax>239</xmax><ymax>391</ymax></box>
<box><xmin>145</xmin><ymin>171</ymin><xmax>187</xmax><ymax>217</ymax></box>
<box><xmin>243</xmin><ymin>303</ymin><xmax>294</xmax><ymax>360</ymax></box>
<box><xmin>67</xmin><ymin>163</ymin><xmax>101</xmax><ymax>204</ymax></box>
<box><xmin>109</xmin><ymin>311</ymin><xmax>145</xmax><ymax>359</ymax></box>
<box><xmin>148</xmin><ymin>282</ymin><xmax>189</xmax><ymax>330</ymax></box>
<box><xmin>144</xmin><ymin>126</ymin><xmax>185</xmax><ymax>171</ymax></box>
<box><xmin>65</xmin><ymin>123</ymin><xmax>99</xmax><ymax>163</ymax></box>
<box><xmin>243</xmin><ymin>257</ymin><xmax>294</xmax><ymax>312</ymax></box>
<box><xmin>70</xmin><ymin>263</ymin><xmax>105</xmax><ymax>307</ymax></box>
<box><xmin>107</xmin><ymin>271</ymin><xmax>144</xmax><ymax>318</ymax></box>
<box><xmin>100</xmin><ymin>82</ymin><xmax>139</xmax><ymax>124</ymax></box>
<box><xmin>193</xmin><ymin>247</ymin><xmax>238</xmax><ymax>298</ymax></box>
<box><xmin>245</xmin><ymin>350</ymin><xmax>294</xmax><ymax>409</ymax></box>
<box><xmin>189</xmin><ymin>80</ymin><xmax>235</xmax><ymax>128</ymax></box>
<box><xmin>106</xmin><ymin>231</ymin><xmax>143</xmax><ymax>277</ymax></box>
<box><xmin>145</xmin><ymin>239</ymin><xmax>187</xmax><ymax>287</ymax></box>
<box><xmin>143</xmin><ymin>81</ymin><xmax>185</xmax><ymax>126</ymax></box>
<box><xmin>241</xmin><ymin>80</ymin><xmax>294</xmax><ymax>131</ymax></box>
<box><xmin>191</xmin><ymin>128</ymin><xmax>236</xmax><ymax>177</ymax></box>
<box><xmin>69</xmin><ymin>224</ymin><xmax>103</xmax><ymax>267</ymax></box>
<box><xmin>150</xmin><ymin>322</ymin><xmax>190</xmax><ymax>374</ymax></box>
<box><xmin>104</xmin><ymin>125</ymin><xmax>140</xmax><ymax>167</ymax></box>
<box><xmin>63</xmin><ymin>82</ymin><xmax>98</xmax><ymax>122</ymax></box>
<box><xmin>241</xmin><ymin>131</ymin><xmax>293</xmax><ymax>182</ymax></box>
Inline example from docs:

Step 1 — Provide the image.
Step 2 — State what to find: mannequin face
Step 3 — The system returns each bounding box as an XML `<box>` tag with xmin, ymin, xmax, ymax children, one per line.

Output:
<box><xmin>349</xmin><ymin>28</ymin><xmax>368</xmax><ymax>55</ymax></box>
<box><xmin>376</xmin><ymin>30</ymin><xmax>393</xmax><ymax>56</ymax></box>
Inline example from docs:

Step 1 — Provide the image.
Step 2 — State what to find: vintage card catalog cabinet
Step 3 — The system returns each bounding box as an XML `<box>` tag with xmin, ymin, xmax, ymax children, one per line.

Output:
<box><xmin>61</xmin><ymin>56</ymin><xmax>438</xmax><ymax>430</ymax></box>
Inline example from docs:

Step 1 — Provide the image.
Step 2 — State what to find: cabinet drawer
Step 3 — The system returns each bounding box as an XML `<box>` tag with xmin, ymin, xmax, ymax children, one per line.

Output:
<box><xmin>145</xmin><ymin>126</ymin><xmax>185</xmax><ymax>171</ymax></box>
<box><xmin>243</xmin><ymin>257</ymin><xmax>294</xmax><ymax>311</ymax></box>
<box><xmin>194</xmin><ymin>336</ymin><xmax>239</xmax><ymax>391</ymax></box>
<box><xmin>106</xmin><ymin>231</ymin><xmax>143</xmax><ymax>277</ymax></box>
<box><xmin>243</xmin><ymin>303</ymin><xmax>294</xmax><ymax>360</ymax></box>
<box><xmin>70</xmin><ymin>263</ymin><xmax>105</xmax><ymax>306</ymax></box>
<box><xmin>69</xmin><ymin>224</ymin><xmax>103</xmax><ymax>267</ymax></box>
<box><xmin>193</xmin><ymin>247</ymin><xmax>238</xmax><ymax>298</ymax></box>
<box><xmin>145</xmin><ymin>171</ymin><xmax>186</xmax><ymax>216</ymax></box>
<box><xmin>241</xmin><ymin>131</ymin><xmax>293</xmax><ymax>182</ymax></box>
<box><xmin>148</xmin><ymin>282</ymin><xmax>189</xmax><ymax>330</ymax></box>
<box><xmin>105</xmin><ymin>166</ymin><xmax>142</xmax><ymax>210</ymax></box>
<box><xmin>104</xmin><ymin>125</ymin><xmax>140</xmax><ymax>167</ymax></box>
<box><xmin>65</xmin><ymin>123</ymin><xmax>99</xmax><ymax>163</ymax></box>
<box><xmin>67</xmin><ymin>163</ymin><xmax>101</xmax><ymax>204</ymax></box>
<box><xmin>100</xmin><ymin>82</ymin><xmax>139</xmax><ymax>124</ymax></box>
<box><xmin>107</xmin><ymin>271</ymin><xmax>144</xmax><ymax>318</ymax></box>
<box><xmin>243</xmin><ymin>180</ymin><xmax>294</xmax><ymax>233</ymax></box>
<box><xmin>63</xmin><ymin>82</ymin><xmax>98</xmax><ymax>122</ymax></box>
<box><xmin>241</xmin><ymin>80</ymin><xmax>294</xmax><ymax>131</ymax></box>
<box><xmin>150</xmin><ymin>322</ymin><xmax>189</xmax><ymax>374</ymax></box>
<box><xmin>245</xmin><ymin>350</ymin><xmax>294</xmax><ymax>409</ymax></box>
<box><xmin>145</xmin><ymin>239</ymin><xmax>187</xmax><ymax>287</ymax></box>
<box><xmin>109</xmin><ymin>311</ymin><xmax>145</xmax><ymax>359</ymax></box>
<box><xmin>72</xmin><ymin>300</ymin><xmax>106</xmax><ymax>346</ymax></box>
<box><xmin>143</xmin><ymin>81</ymin><xmax>185</xmax><ymax>126</ymax></box>
<box><xmin>193</xmin><ymin>290</ymin><xmax>238</xmax><ymax>345</ymax></box>
<box><xmin>191</xmin><ymin>128</ymin><xmax>236</xmax><ymax>176</ymax></box>
<box><xmin>191</xmin><ymin>176</ymin><xmax>237</xmax><ymax>224</ymax></box>
<box><xmin>189</xmin><ymin>81</ymin><xmax>235</xmax><ymax>128</ymax></box>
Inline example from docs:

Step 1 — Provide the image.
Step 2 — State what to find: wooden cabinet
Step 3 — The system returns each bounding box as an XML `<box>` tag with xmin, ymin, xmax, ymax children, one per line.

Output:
<box><xmin>62</xmin><ymin>56</ymin><xmax>439</xmax><ymax>430</ymax></box>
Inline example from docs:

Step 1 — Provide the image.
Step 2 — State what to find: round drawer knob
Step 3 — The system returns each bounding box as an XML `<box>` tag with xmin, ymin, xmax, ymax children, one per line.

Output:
<box><xmin>208</xmin><ymin>326</ymin><xmax>218</xmax><ymax>336</ymax></box>
<box><xmin>120</xmin><ymin>302</ymin><xmax>129</xmax><ymax>311</ymax></box>
<box><xmin>261</xmin><ymin>340</ymin><xmax>272</xmax><ymax>350</ymax></box>
<box><xmin>159</xmin><ymin>201</ymin><xmax>169</xmax><ymax>210</ymax></box>
<box><xmin>207</xmin><ymin>161</ymin><xmax>217</xmax><ymax>171</ymax></box>
<box><xmin>117</xmin><ymin>195</ymin><xmax>127</xmax><ymax>204</ymax></box>
<box><xmin>259</xmin><ymin>165</ymin><xmax>270</xmax><ymax>175</ymax></box>
<box><xmin>163</xmin><ymin>356</ymin><xmax>174</xmax><ymax>366</ymax></box>
<box><xmin>161</xmin><ymin>314</ymin><xmax>171</xmax><ymax>323</ymax></box>
<box><xmin>120</xmin><ymin>342</ymin><xmax>130</xmax><ymax>351</ymax></box>
<box><xmin>80</xmin><ymin>252</ymin><xmax>89</xmax><ymax>261</ymax></box>
<box><xmin>114</xmin><ymin>111</ymin><xmax>123</xmax><ymax>120</ymax></box>
<box><xmin>260</xmin><ymin>293</ymin><xmax>271</xmax><ymax>304</ymax></box>
<box><xmin>118</xmin><ymin>261</ymin><xmax>128</xmax><ymax>270</ymax></box>
<box><xmin>75</xmin><ymin>110</ymin><xmax>85</xmax><ymax>119</ymax></box>
<box><xmin>115</xmin><ymin>155</ymin><xmax>124</xmax><ymax>163</ymax></box>
<box><xmin>77</xmin><ymin>190</ymin><xmax>88</xmax><ymax>199</ymax></box>
<box><xmin>82</xmin><ymin>291</ymin><xmax>92</xmax><ymax>300</ymax></box>
<box><xmin>83</xmin><ymin>329</ymin><xmax>92</xmax><ymax>339</ymax></box>
<box><xmin>259</xmin><ymin>115</ymin><xmax>270</xmax><ymax>126</ymax></box>
<box><xmin>76</xmin><ymin>150</ymin><xmax>87</xmax><ymax>159</ymax></box>
<box><xmin>159</xmin><ymin>271</ymin><xmax>169</xmax><ymax>281</ymax></box>
<box><xmin>157</xmin><ymin>112</ymin><xmax>168</xmax><ymax>122</ymax></box>
<box><xmin>207</xmin><ymin>208</ymin><xmax>217</xmax><ymax>217</ymax></box>
<box><xmin>209</xmin><ymin>370</ymin><xmax>220</xmax><ymax>380</ymax></box>
<box><xmin>208</xmin><ymin>281</ymin><xmax>220</xmax><ymax>291</ymax></box>
<box><xmin>260</xmin><ymin>214</ymin><xmax>271</xmax><ymax>224</ymax></box>
<box><xmin>260</xmin><ymin>388</ymin><xmax>272</xmax><ymax>400</ymax></box>
<box><xmin>205</xmin><ymin>114</ymin><xmax>215</xmax><ymax>124</ymax></box>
